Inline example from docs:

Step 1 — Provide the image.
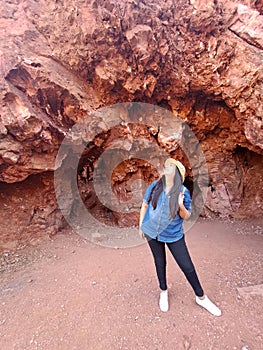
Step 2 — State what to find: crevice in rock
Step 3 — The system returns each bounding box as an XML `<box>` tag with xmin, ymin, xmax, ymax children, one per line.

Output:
<box><xmin>233</xmin><ymin>146</ymin><xmax>263</xmax><ymax>218</ymax></box>
<box><xmin>255</xmin><ymin>0</ymin><xmax>263</xmax><ymax>14</ymax></box>
<box><xmin>228</xmin><ymin>27</ymin><xmax>263</xmax><ymax>50</ymax></box>
<box><xmin>4</xmin><ymin>72</ymin><xmax>69</xmax><ymax>138</ymax></box>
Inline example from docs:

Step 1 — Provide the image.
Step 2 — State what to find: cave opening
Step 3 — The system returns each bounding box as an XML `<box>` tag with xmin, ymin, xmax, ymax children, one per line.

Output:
<box><xmin>77</xmin><ymin>124</ymin><xmax>160</xmax><ymax>227</ymax></box>
<box><xmin>76</xmin><ymin>122</ymin><xmax>197</xmax><ymax>228</ymax></box>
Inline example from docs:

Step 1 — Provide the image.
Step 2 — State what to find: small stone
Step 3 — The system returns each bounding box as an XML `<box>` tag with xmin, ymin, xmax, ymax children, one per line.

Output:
<box><xmin>2</xmin><ymin>151</ymin><xmax>20</xmax><ymax>164</ymax></box>
<box><xmin>237</xmin><ymin>284</ymin><xmax>263</xmax><ymax>299</ymax></box>
<box><xmin>183</xmin><ymin>335</ymin><xmax>191</xmax><ymax>350</ymax></box>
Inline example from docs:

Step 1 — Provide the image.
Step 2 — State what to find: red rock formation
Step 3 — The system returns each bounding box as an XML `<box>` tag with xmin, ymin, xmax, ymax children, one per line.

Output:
<box><xmin>0</xmin><ymin>0</ymin><xmax>262</xmax><ymax>248</ymax></box>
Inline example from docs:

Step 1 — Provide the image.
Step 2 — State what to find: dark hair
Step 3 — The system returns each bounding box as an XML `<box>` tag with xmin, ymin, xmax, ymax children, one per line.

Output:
<box><xmin>150</xmin><ymin>167</ymin><xmax>182</xmax><ymax>219</ymax></box>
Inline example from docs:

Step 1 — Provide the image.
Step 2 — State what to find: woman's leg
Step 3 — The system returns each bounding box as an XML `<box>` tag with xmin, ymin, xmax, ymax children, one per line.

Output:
<box><xmin>166</xmin><ymin>236</ymin><xmax>221</xmax><ymax>316</ymax></box>
<box><xmin>147</xmin><ymin>237</ymin><xmax>167</xmax><ymax>291</ymax></box>
<box><xmin>167</xmin><ymin>236</ymin><xmax>204</xmax><ymax>297</ymax></box>
<box><xmin>147</xmin><ymin>237</ymin><xmax>169</xmax><ymax>311</ymax></box>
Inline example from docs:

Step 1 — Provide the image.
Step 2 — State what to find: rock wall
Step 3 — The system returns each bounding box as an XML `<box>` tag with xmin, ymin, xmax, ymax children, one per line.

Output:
<box><xmin>0</xmin><ymin>0</ymin><xmax>262</xmax><ymax>249</ymax></box>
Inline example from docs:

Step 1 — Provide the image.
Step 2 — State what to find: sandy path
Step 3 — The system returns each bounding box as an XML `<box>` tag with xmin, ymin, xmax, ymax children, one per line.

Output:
<box><xmin>0</xmin><ymin>218</ymin><xmax>262</xmax><ymax>350</ymax></box>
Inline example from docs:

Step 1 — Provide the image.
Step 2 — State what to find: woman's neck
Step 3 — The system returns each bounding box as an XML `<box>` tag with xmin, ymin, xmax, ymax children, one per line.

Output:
<box><xmin>165</xmin><ymin>175</ymin><xmax>174</xmax><ymax>193</ymax></box>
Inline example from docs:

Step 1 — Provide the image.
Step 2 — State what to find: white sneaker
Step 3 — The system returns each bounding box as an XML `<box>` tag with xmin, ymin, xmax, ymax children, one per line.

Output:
<box><xmin>196</xmin><ymin>295</ymin><xmax>222</xmax><ymax>316</ymax></box>
<box><xmin>159</xmin><ymin>290</ymin><xmax>169</xmax><ymax>312</ymax></box>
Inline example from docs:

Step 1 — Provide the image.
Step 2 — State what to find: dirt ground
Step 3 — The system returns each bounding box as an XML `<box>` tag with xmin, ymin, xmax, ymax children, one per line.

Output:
<box><xmin>0</xmin><ymin>217</ymin><xmax>262</xmax><ymax>350</ymax></box>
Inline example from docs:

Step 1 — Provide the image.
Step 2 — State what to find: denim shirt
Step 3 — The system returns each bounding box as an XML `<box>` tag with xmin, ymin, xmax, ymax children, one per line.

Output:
<box><xmin>141</xmin><ymin>180</ymin><xmax>192</xmax><ymax>243</ymax></box>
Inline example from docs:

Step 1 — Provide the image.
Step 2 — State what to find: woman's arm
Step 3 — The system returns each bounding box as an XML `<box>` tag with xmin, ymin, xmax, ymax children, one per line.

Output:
<box><xmin>178</xmin><ymin>192</ymin><xmax>191</xmax><ymax>220</ymax></box>
<box><xmin>139</xmin><ymin>202</ymin><xmax>148</xmax><ymax>238</ymax></box>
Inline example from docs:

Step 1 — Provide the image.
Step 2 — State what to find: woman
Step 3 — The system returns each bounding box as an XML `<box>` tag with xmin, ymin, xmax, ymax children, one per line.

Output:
<box><xmin>139</xmin><ymin>158</ymin><xmax>221</xmax><ymax>316</ymax></box>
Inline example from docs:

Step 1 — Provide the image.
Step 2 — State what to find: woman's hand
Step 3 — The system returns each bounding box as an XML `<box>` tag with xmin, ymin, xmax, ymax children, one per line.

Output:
<box><xmin>178</xmin><ymin>192</ymin><xmax>184</xmax><ymax>207</ymax></box>
<box><xmin>178</xmin><ymin>191</ymin><xmax>191</xmax><ymax>219</ymax></box>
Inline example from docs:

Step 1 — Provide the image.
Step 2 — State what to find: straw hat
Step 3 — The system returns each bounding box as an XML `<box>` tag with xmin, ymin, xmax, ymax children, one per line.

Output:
<box><xmin>164</xmin><ymin>158</ymin><xmax>186</xmax><ymax>182</ymax></box>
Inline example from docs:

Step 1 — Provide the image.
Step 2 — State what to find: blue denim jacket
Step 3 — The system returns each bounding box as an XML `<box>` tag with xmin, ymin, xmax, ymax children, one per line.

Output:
<box><xmin>141</xmin><ymin>180</ymin><xmax>192</xmax><ymax>243</ymax></box>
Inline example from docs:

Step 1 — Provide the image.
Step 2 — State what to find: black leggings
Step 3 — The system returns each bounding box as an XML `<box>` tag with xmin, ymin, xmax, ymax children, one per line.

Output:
<box><xmin>147</xmin><ymin>236</ymin><xmax>204</xmax><ymax>297</ymax></box>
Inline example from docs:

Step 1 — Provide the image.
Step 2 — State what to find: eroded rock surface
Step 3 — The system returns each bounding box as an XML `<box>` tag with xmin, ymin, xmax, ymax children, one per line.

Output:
<box><xmin>0</xmin><ymin>0</ymin><xmax>262</xmax><ymax>248</ymax></box>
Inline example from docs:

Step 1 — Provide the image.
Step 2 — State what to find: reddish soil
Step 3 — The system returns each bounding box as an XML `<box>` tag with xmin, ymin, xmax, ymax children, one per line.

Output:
<box><xmin>0</xmin><ymin>218</ymin><xmax>262</xmax><ymax>350</ymax></box>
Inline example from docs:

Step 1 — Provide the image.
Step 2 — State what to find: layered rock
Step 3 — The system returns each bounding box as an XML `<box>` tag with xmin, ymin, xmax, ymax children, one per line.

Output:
<box><xmin>0</xmin><ymin>0</ymin><xmax>262</xmax><ymax>248</ymax></box>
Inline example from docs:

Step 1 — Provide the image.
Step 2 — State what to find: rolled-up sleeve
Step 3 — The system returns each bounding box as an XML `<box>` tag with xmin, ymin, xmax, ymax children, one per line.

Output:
<box><xmin>143</xmin><ymin>180</ymin><xmax>158</xmax><ymax>204</ymax></box>
<box><xmin>183</xmin><ymin>188</ymin><xmax>192</xmax><ymax>212</ymax></box>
